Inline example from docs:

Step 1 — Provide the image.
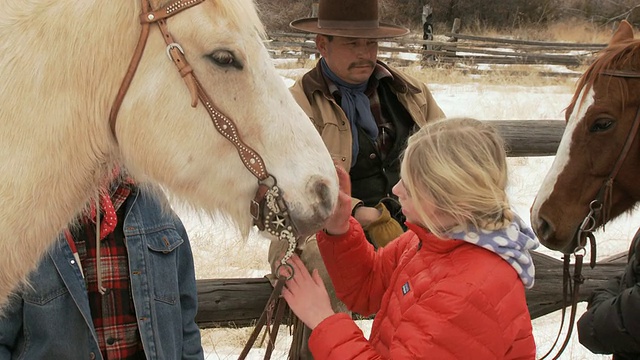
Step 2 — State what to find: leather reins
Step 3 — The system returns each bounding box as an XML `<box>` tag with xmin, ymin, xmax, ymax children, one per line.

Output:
<box><xmin>541</xmin><ymin>69</ymin><xmax>640</xmax><ymax>359</ymax></box>
<box><xmin>110</xmin><ymin>2</ymin><xmax>302</xmax><ymax>359</ymax></box>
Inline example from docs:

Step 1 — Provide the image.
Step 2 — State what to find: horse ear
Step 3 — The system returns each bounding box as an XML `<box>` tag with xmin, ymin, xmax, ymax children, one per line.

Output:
<box><xmin>610</xmin><ymin>20</ymin><xmax>634</xmax><ymax>45</ymax></box>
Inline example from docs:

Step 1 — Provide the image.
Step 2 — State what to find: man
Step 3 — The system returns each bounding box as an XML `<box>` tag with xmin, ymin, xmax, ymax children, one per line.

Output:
<box><xmin>268</xmin><ymin>0</ymin><xmax>445</xmax><ymax>358</ymax></box>
<box><xmin>0</xmin><ymin>173</ymin><xmax>204</xmax><ymax>360</ymax></box>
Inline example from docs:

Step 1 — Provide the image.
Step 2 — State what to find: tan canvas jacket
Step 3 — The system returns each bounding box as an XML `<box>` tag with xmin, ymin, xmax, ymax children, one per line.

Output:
<box><xmin>290</xmin><ymin>60</ymin><xmax>445</xmax><ymax>209</ymax></box>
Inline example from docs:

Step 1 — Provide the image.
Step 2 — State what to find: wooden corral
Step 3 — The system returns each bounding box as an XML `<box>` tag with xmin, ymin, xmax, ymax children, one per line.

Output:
<box><xmin>265</xmin><ymin>26</ymin><xmax>606</xmax><ymax>74</ymax></box>
<box><xmin>193</xmin><ymin>119</ymin><xmax>631</xmax><ymax>329</ymax></box>
<box><xmin>195</xmin><ymin>251</ymin><xmax>627</xmax><ymax>328</ymax></box>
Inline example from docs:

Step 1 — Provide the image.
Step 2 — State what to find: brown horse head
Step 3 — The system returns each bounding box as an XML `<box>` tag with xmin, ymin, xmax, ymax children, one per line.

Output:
<box><xmin>531</xmin><ymin>21</ymin><xmax>640</xmax><ymax>253</ymax></box>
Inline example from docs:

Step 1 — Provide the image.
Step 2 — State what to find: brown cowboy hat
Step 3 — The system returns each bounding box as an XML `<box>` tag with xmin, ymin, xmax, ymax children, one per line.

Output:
<box><xmin>290</xmin><ymin>0</ymin><xmax>409</xmax><ymax>39</ymax></box>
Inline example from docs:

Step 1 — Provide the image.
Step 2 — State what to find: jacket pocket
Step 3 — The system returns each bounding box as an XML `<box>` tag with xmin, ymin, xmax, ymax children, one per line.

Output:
<box><xmin>22</xmin><ymin>255</ymin><xmax>70</xmax><ymax>306</ymax></box>
<box><xmin>146</xmin><ymin>230</ymin><xmax>184</xmax><ymax>305</ymax></box>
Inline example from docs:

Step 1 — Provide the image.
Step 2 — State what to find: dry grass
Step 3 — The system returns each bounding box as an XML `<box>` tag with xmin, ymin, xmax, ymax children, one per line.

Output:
<box><xmin>273</xmin><ymin>57</ymin><xmax>584</xmax><ymax>88</ymax></box>
<box><xmin>398</xmin><ymin>64</ymin><xmax>582</xmax><ymax>87</ymax></box>
<box><xmin>454</xmin><ymin>18</ymin><xmax>615</xmax><ymax>43</ymax></box>
<box><xmin>270</xmin><ymin>19</ymin><xmax>612</xmax><ymax>88</ymax></box>
<box><xmin>542</xmin><ymin>19</ymin><xmax>618</xmax><ymax>43</ymax></box>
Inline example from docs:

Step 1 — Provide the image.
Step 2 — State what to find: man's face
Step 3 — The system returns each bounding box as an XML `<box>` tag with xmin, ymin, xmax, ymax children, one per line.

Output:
<box><xmin>316</xmin><ymin>35</ymin><xmax>379</xmax><ymax>85</ymax></box>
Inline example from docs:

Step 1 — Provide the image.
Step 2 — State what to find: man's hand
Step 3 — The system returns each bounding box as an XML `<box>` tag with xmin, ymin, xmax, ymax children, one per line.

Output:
<box><xmin>363</xmin><ymin>203</ymin><xmax>404</xmax><ymax>247</ymax></box>
<box><xmin>353</xmin><ymin>205</ymin><xmax>382</xmax><ymax>227</ymax></box>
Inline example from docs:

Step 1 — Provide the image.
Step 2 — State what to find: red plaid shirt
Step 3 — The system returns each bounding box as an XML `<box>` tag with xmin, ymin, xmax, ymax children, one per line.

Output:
<box><xmin>66</xmin><ymin>179</ymin><xmax>145</xmax><ymax>359</ymax></box>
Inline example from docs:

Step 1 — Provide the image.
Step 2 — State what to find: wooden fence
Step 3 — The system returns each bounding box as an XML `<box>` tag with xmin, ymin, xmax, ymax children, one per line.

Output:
<box><xmin>194</xmin><ymin>119</ymin><xmax>630</xmax><ymax>329</ymax></box>
<box><xmin>265</xmin><ymin>28</ymin><xmax>607</xmax><ymax>76</ymax></box>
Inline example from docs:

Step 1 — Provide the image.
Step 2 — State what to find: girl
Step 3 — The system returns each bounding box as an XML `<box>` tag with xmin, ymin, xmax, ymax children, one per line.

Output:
<box><xmin>281</xmin><ymin>118</ymin><xmax>538</xmax><ymax>359</ymax></box>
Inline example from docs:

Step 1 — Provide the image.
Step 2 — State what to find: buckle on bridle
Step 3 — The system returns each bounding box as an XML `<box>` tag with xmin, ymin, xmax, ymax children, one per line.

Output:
<box><xmin>165</xmin><ymin>42</ymin><xmax>184</xmax><ymax>61</ymax></box>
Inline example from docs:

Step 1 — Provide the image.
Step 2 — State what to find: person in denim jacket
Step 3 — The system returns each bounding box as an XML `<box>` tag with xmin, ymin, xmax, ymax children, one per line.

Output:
<box><xmin>0</xmin><ymin>177</ymin><xmax>204</xmax><ymax>360</ymax></box>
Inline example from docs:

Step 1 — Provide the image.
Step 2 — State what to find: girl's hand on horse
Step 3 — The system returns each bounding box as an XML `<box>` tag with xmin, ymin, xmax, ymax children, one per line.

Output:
<box><xmin>322</xmin><ymin>166</ymin><xmax>352</xmax><ymax>235</ymax></box>
<box><xmin>281</xmin><ymin>254</ymin><xmax>335</xmax><ymax>330</ymax></box>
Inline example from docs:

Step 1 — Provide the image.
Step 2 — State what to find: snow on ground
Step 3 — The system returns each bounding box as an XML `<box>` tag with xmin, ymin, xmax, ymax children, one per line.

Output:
<box><xmin>174</xmin><ymin>72</ymin><xmax>639</xmax><ymax>359</ymax></box>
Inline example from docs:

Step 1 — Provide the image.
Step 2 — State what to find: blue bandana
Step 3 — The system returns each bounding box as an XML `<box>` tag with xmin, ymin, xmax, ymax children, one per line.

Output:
<box><xmin>320</xmin><ymin>58</ymin><xmax>378</xmax><ymax>167</ymax></box>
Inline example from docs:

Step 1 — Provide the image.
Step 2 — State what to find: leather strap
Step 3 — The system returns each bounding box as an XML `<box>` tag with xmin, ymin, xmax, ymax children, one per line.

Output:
<box><xmin>287</xmin><ymin>316</ymin><xmax>305</xmax><ymax>360</ymax></box>
<box><xmin>601</xmin><ymin>69</ymin><xmax>640</xmax><ymax>78</ymax></box>
<box><xmin>192</xmin><ymin>77</ymin><xmax>269</xmax><ymax>180</ymax></box>
<box><xmin>238</xmin><ymin>276</ymin><xmax>288</xmax><ymax>360</ymax></box>
<box><xmin>154</xmin><ymin>12</ymin><xmax>270</xmax><ymax>181</ymax></box>
<box><xmin>600</xmin><ymin>71</ymin><xmax>640</xmax><ymax>192</ymax></box>
<box><xmin>538</xmin><ymin>255</ymin><xmax>570</xmax><ymax>359</ymax></box>
<box><xmin>109</xmin><ymin>0</ymin><xmax>204</xmax><ymax>140</ymax></box>
<box><xmin>539</xmin><ymin>253</ymin><xmax>585</xmax><ymax>359</ymax></box>
<box><xmin>251</xmin><ymin>184</ymin><xmax>271</xmax><ymax>231</ymax></box>
<box><xmin>264</xmin><ymin>295</ymin><xmax>289</xmax><ymax>359</ymax></box>
<box><xmin>139</xmin><ymin>0</ymin><xmax>205</xmax><ymax>23</ymax></box>
<box><xmin>109</xmin><ymin>1</ymin><xmax>152</xmax><ymax>139</ymax></box>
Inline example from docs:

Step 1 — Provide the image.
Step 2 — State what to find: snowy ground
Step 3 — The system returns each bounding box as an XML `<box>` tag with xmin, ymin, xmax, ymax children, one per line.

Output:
<box><xmin>173</xmin><ymin>66</ymin><xmax>639</xmax><ymax>359</ymax></box>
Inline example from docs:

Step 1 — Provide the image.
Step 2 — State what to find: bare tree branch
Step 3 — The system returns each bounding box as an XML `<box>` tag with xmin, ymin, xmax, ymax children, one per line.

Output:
<box><xmin>605</xmin><ymin>4</ymin><xmax>640</xmax><ymax>24</ymax></box>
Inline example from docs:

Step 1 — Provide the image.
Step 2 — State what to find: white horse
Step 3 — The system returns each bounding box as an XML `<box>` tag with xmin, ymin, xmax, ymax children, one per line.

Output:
<box><xmin>0</xmin><ymin>0</ymin><xmax>338</xmax><ymax>310</ymax></box>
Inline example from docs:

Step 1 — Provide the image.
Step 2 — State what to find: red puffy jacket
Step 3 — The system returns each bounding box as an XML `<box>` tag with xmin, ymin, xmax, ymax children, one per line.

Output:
<box><xmin>309</xmin><ymin>217</ymin><xmax>536</xmax><ymax>359</ymax></box>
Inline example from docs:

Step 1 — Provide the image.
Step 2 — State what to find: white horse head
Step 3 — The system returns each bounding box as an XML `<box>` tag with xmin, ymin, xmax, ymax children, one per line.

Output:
<box><xmin>0</xmin><ymin>0</ymin><xmax>337</xmax><ymax>309</ymax></box>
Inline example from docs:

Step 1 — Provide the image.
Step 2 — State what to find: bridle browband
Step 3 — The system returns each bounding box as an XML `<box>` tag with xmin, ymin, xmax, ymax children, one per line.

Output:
<box><xmin>110</xmin><ymin>2</ymin><xmax>302</xmax><ymax>358</ymax></box>
<box><xmin>541</xmin><ymin>69</ymin><xmax>640</xmax><ymax>359</ymax></box>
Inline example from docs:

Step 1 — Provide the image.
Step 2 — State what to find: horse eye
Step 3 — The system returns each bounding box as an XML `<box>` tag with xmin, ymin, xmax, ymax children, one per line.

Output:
<box><xmin>208</xmin><ymin>50</ymin><xmax>243</xmax><ymax>70</ymax></box>
<box><xmin>589</xmin><ymin>118</ymin><xmax>614</xmax><ymax>132</ymax></box>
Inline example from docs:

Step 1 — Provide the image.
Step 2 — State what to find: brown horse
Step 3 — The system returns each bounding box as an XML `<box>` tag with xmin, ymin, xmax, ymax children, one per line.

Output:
<box><xmin>531</xmin><ymin>20</ymin><xmax>640</xmax><ymax>253</ymax></box>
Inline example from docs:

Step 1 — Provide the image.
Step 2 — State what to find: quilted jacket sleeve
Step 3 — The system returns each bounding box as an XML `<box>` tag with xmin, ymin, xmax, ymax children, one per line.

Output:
<box><xmin>316</xmin><ymin>217</ymin><xmax>413</xmax><ymax>316</ymax></box>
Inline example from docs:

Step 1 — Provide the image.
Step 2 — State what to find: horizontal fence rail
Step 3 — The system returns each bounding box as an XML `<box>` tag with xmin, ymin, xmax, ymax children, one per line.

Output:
<box><xmin>193</xmin><ymin>119</ymin><xmax>629</xmax><ymax>329</ymax></box>
<box><xmin>195</xmin><ymin>252</ymin><xmax>627</xmax><ymax>328</ymax></box>
<box><xmin>265</xmin><ymin>31</ymin><xmax>607</xmax><ymax>75</ymax></box>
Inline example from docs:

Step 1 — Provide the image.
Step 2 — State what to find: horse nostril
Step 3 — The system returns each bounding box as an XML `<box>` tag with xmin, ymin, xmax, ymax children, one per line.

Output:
<box><xmin>314</xmin><ymin>180</ymin><xmax>334</xmax><ymax>215</ymax></box>
<box><xmin>534</xmin><ymin>216</ymin><xmax>554</xmax><ymax>242</ymax></box>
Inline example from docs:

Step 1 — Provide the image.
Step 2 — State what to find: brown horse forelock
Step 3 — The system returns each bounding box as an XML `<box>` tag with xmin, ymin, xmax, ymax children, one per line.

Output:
<box><xmin>565</xmin><ymin>40</ymin><xmax>640</xmax><ymax>121</ymax></box>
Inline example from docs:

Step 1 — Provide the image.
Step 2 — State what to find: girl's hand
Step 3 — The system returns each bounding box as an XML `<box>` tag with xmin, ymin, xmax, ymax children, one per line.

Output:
<box><xmin>323</xmin><ymin>166</ymin><xmax>352</xmax><ymax>235</ymax></box>
<box><xmin>281</xmin><ymin>255</ymin><xmax>335</xmax><ymax>330</ymax></box>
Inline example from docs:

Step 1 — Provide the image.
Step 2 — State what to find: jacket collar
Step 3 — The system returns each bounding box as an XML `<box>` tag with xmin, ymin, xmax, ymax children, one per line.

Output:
<box><xmin>406</xmin><ymin>222</ymin><xmax>467</xmax><ymax>253</ymax></box>
<box><xmin>407</xmin><ymin>215</ymin><xmax>539</xmax><ymax>289</ymax></box>
<box><xmin>300</xmin><ymin>59</ymin><xmax>421</xmax><ymax>103</ymax></box>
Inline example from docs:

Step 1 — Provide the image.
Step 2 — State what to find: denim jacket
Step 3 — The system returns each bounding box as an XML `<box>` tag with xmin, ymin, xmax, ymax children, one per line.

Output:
<box><xmin>0</xmin><ymin>187</ymin><xmax>204</xmax><ymax>360</ymax></box>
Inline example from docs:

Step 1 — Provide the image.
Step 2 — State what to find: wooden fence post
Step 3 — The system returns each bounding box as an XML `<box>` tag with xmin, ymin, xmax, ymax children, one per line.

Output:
<box><xmin>449</xmin><ymin>18</ymin><xmax>461</xmax><ymax>42</ymax></box>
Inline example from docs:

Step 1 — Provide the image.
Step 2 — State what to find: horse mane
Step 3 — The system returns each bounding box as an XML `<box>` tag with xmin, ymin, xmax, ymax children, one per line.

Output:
<box><xmin>207</xmin><ymin>0</ymin><xmax>266</xmax><ymax>39</ymax></box>
<box><xmin>566</xmin><ymin>39</ymin><xmax>640</xmax><ymax>119</ymax></box>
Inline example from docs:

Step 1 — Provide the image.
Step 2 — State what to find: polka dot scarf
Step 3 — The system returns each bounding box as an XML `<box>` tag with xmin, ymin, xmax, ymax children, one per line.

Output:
<box><xmin>447</xmin><ymin>213</ymin><xmax>540</xmax><ymax>289</ymax></box>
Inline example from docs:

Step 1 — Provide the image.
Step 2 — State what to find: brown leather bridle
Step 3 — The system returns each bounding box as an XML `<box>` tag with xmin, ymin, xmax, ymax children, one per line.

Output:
<box><xmin>110</xmin><ymin>0</ymin><xmax>303</xmax><ymax>246</ymax></box>
<box><xmin>541</xmin><ymin>69</ymin><xmax>640</xmax><ymax>359</ymax></box>
<box><xmin>110</xmin><ymin>2</ymin><xmax>302</xmax><ymax>358</ymax></box>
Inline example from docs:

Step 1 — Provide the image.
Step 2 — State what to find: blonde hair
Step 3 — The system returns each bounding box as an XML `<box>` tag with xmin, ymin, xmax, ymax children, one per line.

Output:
<box><xmin>401</xmin><ymin>118</ymin><xmax>513</xmax><ymax>238</ymax></box>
